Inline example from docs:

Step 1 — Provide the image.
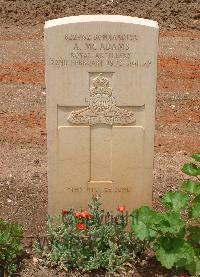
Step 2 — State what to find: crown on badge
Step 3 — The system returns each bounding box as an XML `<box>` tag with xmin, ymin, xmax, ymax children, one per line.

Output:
<box><xmin>90</xmin><ymin>73</ymin><xmax>112</xmax><ymax>95</ymax></box>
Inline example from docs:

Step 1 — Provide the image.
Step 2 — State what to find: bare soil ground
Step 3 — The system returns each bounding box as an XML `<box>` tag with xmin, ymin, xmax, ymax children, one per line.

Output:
<box><xmin>0</xmin><ymin>0</ymin><xmax>200</xmax><ymax>276</ymax></box>
<box><xmin>0</xmin><ymin>0</ymin><xmax>199</xmax><ymax>31</ymax></box>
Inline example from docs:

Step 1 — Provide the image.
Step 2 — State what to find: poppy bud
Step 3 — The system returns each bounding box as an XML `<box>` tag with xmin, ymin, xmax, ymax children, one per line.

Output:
<box><xmin>117</xmin><ymin>205</ymin><xmax>126</xmax><ymax>212</ymax></box>
<box><xmin>61</xmin><ymin>209</ymin><xmax>68</xmax><ymax>216</ymax></box>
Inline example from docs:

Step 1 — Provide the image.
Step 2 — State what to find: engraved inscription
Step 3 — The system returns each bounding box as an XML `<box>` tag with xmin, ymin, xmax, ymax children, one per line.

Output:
<box><xmin>65</xmin><ymin>33</ymin><xmax>137</xmax><ymax>41</ymax></box>
<box><xmin>49</xmin><ymin>33</ymin><xmax>152</xmax><ymax>68</ymax></box>
<box><xmin>50</xmin><ymin>57</ymin><xmax>151</xmax><ymax>68</ymax></box>
<box><xmin>67</xmin><ymin>73</ymin><xmax>135</xmax><ymax>126</ymax></box>
<box><xmin>66</xmin><ymin>186</ymin><xmax>131</xmax><ymax>193</ymax></box>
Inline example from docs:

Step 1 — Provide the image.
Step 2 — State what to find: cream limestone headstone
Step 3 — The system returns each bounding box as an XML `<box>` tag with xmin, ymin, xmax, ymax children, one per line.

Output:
<box><xmin>45</xmin><ymin>15</ymin><xmax>159</xmax><ymax>214</ymax></box>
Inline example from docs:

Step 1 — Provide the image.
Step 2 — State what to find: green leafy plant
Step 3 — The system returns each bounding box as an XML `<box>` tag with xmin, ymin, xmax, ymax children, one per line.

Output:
<box><xmin>0</xmin><ymin>219</ymin><xmax>23</xmax><ymax>275</ymax></box>
<box><xmin>131</xmin><ymin>153</ymin><xmax>200</xmax><ymax>275</ymax></box>
<box><xmin>34</xmin><ymin>196</ymin><xmax>143</xmax><ymax>273</ymax></box>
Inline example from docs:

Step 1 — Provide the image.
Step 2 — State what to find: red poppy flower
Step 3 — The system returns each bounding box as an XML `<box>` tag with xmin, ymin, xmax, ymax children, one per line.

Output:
<box><xmin>74</xmin><ymin>211</ymin><xmax>82</xmax><ymax>218</ymax></box>
<box><xmin>81</xmin><ymin>210</ymin><xmax>91</xmax><ymax>219</ymax></box>
<box><xmin>76</xmin><ymin>223</ymin><xmax>86</xmax><ymax>230</ymax></box>
<box><xmin>61</xmin><ymin>209</ymin><xmax>68</xmax><ymax>216</ymax></box>
<box><xmin>117</xmin><ymin>205</ymin><xmax>126</xmax><ymax>212</ymax></box>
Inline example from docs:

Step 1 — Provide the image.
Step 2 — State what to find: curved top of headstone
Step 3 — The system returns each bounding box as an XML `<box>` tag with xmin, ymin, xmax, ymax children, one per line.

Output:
<box><xmin>45</xmin><ymin>15</ymin><xmax>158</xmax><ymax>29</ymax></box>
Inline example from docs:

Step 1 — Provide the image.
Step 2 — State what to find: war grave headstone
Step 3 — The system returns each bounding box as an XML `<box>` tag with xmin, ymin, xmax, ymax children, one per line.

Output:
<box><xmin>45</xmin><ymin>15</ymin><xmax>159</xmax><ymax>214</ymax></box>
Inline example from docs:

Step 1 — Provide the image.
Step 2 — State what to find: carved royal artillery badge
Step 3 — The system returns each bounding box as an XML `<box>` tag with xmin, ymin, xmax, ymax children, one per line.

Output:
<box><xmin>67</xmin><ymin>73</ymin><xmax>135</xmax><ymax>126</ymax></box>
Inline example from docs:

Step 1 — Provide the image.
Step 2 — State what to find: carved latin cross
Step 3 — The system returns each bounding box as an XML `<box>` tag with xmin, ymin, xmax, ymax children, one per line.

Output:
<box><xmin>67</xmin><ymin>72</ymin><xmax>137</xmax><ymax>183</ymax></box>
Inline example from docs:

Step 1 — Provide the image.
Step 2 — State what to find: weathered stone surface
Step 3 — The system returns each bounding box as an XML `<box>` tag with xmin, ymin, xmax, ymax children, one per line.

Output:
<box><xmin>45</xmin><ymin>15</ymin><xmax>159</xmax><ymax>214</ymax></box>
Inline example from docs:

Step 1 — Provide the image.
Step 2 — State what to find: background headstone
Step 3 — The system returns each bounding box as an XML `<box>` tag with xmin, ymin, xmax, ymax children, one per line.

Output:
<box><xmin>45</xmin><ymin>15</ymin><xmax>159</xmax><ymax>214</ymax></box>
